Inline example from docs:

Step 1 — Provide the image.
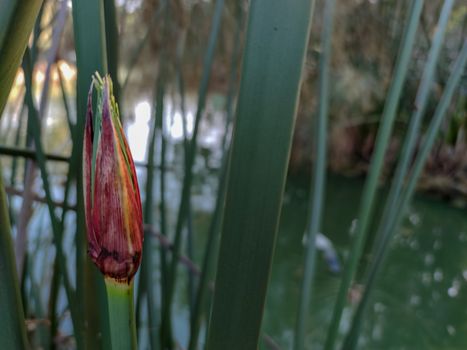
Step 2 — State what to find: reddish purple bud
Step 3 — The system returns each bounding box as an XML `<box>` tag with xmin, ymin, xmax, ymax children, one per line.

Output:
<box><xmin>83</xmin><ymin>74</ymin><xmax>143</xmax><ymax>283</ymax></box>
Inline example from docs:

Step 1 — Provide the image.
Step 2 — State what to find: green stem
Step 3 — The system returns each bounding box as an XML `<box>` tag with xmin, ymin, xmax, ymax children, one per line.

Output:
<box><xmin>161</xmin><ymin>0</ymin><xmax>225</xmax><ymax>347</ymax></box>
<box><xmin>0</xmin><ymin>161</ymin><xmax>29</xmax><ymax>350</ymax></box>
<box><xmin>103</xmin><ymin>0</ymin><xmax>120</xmax><ymax>106</ymax></box>
<box><xmin>188</xmin><ymin>4</ymin><xmax>244</xmax><ymax>349</ymax></box>
<box><xmin>105</xmin><ymin>279</ymin><xmax>137</xmax><ymax>350</ymax></box>
<box><xmin>294</xmin><ymin>0</ymin><xmax>330</xmax><ymax>349</ymax></box>
<box><xmin>71</xmin><ymin>1</ymin><xmax>109</xmax><ymax>347</ymax></box>
<box><xmin>323</xmin><ymin>1</ymin><xmax>424</xmax><ymax>348</ymax></box>
<box><xmin>342</xmin><ymin>2</ymin><xmax>456</xmax><ymax>348</ymax></box>
<box><xmin>343</xmin><ymin>41</ymin><xmax>467</xmax><ymax>350</ymax></box>
<box><xmin>0</xmin><ymin>0</ymin><xmax>44</xmax><ymax>115</ymax></box>
<box><xmin>206</xmin><ymin>0</ymin><xmax>313</xmax><ymax>347</ymax></box>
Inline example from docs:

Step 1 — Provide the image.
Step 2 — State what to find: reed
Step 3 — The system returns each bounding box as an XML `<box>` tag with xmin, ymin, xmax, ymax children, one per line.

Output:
<box><xmin>22</xmin><ymin>46</ymin><xmax>81</xmax><ymax>347</ymax></box>
<box><xmin>343</xmin><ymin>1</ymin><xmax>457</xmax><ymax>347</ymax></box>
<box><xmin>160</xmin><ymin>1</ymin><xmax>225</xmax><ymax>348</ymax></box>
<box><xmin>0</xmin><ymin>169</ymin><xmax>29</xmax><ymax>349</ymax></box>
<box><xmin>346</xmin><ymin>40</ymin><xmax>467</xmax><ymax>350</ymax></box>
<box><xmin>0</xmin><ymin>0</ymin><xmax>43</xmax><ymax>115</ymax></box>
<box><xmin>0</xmin><ymin>1</ymin><xmax>465</xmax><ymax>349</ymax></box>
<box><xmin>188</xmin><ymin>3</ymin><xmax>245</xmax><ymax>349</ymax></box>
<box><xmin>136</xmin><ymin>3</ymin><xmax>170</xmax><ymax>348</ymax></box>
<box><xmin>324</xmin><ymin>1</ymin><xmax>425</xmax><ymax>348</ymax></box>
<box><xmin>294</xmin><ymin>0</ymin><xmax>334</xmax><ymax>349</ymax></box>
<box><xmin>71</xmin><ymin>0</ymin><xmax>110</xmax><ymax>347</ymax></box>
<box><xmin>0</xmin><ymin>1</ymin><xmax>43</xmax><ymax>348</ymax></box>
<box><xmin>206</xmin><ymin>0</ymin><xmax>314</xmax><ymax>348</ymax></box>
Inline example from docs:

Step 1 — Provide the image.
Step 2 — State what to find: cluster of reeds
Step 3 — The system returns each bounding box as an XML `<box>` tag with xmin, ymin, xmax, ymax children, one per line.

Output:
<box><xmin>0</xmin><ymin>0</ymin><xmax>466</xmax><ymax>349</ymax></box>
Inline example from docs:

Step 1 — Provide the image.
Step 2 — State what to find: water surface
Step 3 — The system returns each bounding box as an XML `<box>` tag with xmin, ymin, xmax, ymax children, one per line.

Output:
<box><xmin>262</xmin><ymin>175</ymin><xmax>467</xmax><ymax>349</ymax></box>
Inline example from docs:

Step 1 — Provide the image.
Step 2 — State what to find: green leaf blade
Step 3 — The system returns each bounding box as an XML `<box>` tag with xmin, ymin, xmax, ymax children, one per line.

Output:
<box><xmin>207</xmin><ymin>1</ymin><xmax>314</xmax><ymax>348</ymax></box>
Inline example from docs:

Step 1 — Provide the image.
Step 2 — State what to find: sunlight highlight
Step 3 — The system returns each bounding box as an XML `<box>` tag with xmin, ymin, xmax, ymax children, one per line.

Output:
<box><xmin>127</xmin><ymin>100</ymin><xmax>151</xmax><ymax>162</ymax></box>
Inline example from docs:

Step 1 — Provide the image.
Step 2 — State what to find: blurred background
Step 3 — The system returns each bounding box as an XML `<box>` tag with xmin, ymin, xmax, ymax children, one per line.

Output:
<box><xmin>1</xmin><ymin>0</ymin><xmax>467</xmax><ymax>349</ymax></box>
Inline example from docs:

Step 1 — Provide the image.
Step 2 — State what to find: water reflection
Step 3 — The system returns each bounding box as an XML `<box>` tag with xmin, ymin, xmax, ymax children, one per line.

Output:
<box><xmin>262</xmin><ymin>175</ymin><xmax>467</xmax><ymax>349</ymax></box>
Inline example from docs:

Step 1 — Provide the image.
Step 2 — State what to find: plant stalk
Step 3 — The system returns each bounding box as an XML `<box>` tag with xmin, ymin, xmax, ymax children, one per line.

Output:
<box><xmin>105</xmin><ymin>279</ymin><xmax>138</xmax><ymax>350</ymax></box>
<box><xmin>294</xmin><ymin>0</ymin><xmax>331</xmax><ymax>349</ymax></box>
<box><xmin>342</xmin><ymin>2</ymin><xmax>456</xmax><ymax>347</ymax></box>
<box><xmin>323</xmin><ymin>1</ymin><xmax>424</xmax><ymax>348</ymax></box>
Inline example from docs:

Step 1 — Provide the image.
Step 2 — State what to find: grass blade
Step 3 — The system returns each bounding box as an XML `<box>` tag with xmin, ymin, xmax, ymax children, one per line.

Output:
<box><xmin>369</xmin><ymin>0</ymin><xmax>455</xmax><ymax>260</ymax></box>
<box><xmin>343</xmin><ymin>1</ymin><xmax>456</xmax><ymax>347</ymax></box>
<box><xmin>294</xmin><ymin>0</ymin><xmax>334</xmax><ymax>349</ymax></box>
<box><xmin>22</xmin><ymin>47</ymin><xmax>81</xmax><ymax>347</ymax></box>
<box><xmin>0</xmin><ymin>0</ymin><xmax>16</xmax><ymax>48</ymax></box>
<box><xmin>323</xmin><ymin>2</ymin><xmax>424</xmax><ymax>348</ymax></box>
<box><xmin>345</xmin><ymin>38</ymin><xmax>467</xmax><ymax>349</ymax></box>
<box><xmin>16</xmin><ymin>0</ymin><xmax>68</xmax><ymax>286</ymax></box>
<box><xmin>0</xmin><ymin>2</ymin><xmax>42</xmax><ymax>348</ymax></box>
<box><xmin>71</xmin><ymin>0</ymin><xmax>109</xmax><ymax>348</ymax></box>
<box><xmin>395</xmin><ymin>40</ymin><xmax>467</xmax><ymax>238</ymax></box>
<box><xmin>160</xmin><ymin>0</ymin><xmax>225</xmax><ymax>347</ymax></box>
<box><xmin>136</xmin><ymin>4</ymin><xmax>171</xmax><ymax>348</ymax></box>
<box><xmin>135</xmin><ymin>89</ymin><xmax>160</xmax><ymax>348</ymax></box>
<box><xmin>9</xmin><ymin>103</ymin><xmax>26</xmax><ymax>188</ymax></box>
<box><xmin>0</xmin><ymin>0</ymin><xmax>43</xmax><ymax>115</ymax></box>
<box><xmin>0</xmin><ymin>167</ymin><xmax>29</xmax><ymax>349</ymax></box>
<box><xmin>57</xmin><ymin>63</ymin><xmax>76</xmax><ymax>135</ymax></box>
<box><xmin>187</xmin><ymin>3</ymin><xmax>245</xmax><ymax>349</ymax></box>
<box><xmin>206</xmin><ymin>1</ymin><xmax>314</xmax><ymax>348</ymax></box>
<box><xmin>104</xmin><ymin>0</ymin><xmax>120</xmax><ymax>105</ymax></box>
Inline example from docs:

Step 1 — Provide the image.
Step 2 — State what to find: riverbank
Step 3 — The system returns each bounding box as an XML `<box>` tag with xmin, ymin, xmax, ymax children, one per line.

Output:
<box><xmin>289</xmin><ymin>125</ymin><xmax>467</xmax><ymax>207</ymax></box>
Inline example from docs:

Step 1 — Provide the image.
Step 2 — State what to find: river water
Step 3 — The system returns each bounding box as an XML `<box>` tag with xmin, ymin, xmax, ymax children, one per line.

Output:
<box><xmin>261</xmin><ymin>175</ymin><xmax>467</xmax><ymax>349</ymax></box>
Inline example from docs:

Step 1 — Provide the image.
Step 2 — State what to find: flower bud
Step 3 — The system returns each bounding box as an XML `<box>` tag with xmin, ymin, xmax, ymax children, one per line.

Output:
<box><xmin>83</xmin><ymin>74</ymin><xmax>143</xmax><ymax>283</ymax></box>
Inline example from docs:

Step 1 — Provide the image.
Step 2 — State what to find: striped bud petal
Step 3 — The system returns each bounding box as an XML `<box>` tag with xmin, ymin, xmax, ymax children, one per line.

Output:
<box><xmin>83</xmin><ymin>74</ymin><xmax>143</xmax><ymax>283</ymax></box>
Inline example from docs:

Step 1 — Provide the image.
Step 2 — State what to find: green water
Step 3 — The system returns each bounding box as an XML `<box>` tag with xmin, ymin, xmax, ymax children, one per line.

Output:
<box><xmin>7</xmin><ymin>102</ymin><xmax>466</xmax><ymax>349</ymax></box>
<box><xmin>261</xmin><ymin>175</ymin><xmax>467</xmax><ymax>349</ymax></box>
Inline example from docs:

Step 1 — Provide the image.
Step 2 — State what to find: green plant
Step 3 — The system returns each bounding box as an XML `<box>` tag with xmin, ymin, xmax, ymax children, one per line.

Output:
<box><xmin>206</xmin><ymin>1</ymin><xmax>314</xmax><ymax>348</ymax></box>
<box><xmin>324</xmin><ymin>1</ymin><xmax>425</xmax><ymax>348</ymax></box>
<box><xmin>0</xmin><ymin>1</ymin><xmax>465</xmax><ymax>349</ymax></box>
<box><xmin>0</xmin><ymin>1</ymin><xmax>43</xmax><ymax>348</ymax></box>
<box><xmin>83</xmin><ymin>74</ymin><xmax>143</xmax><ymax>350</ymax></box>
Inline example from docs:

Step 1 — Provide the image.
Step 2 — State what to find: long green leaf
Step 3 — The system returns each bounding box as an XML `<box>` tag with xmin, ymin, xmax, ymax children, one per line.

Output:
<box><xmin>206</xmin><ymin>1</ymin><xmax>313</xmax><ymax>348</ymax></box>
<box><xmin>22</xmin><ymin>47</ymin><xmax>80</xmax><ymax>349</ymax></box>
<box><xmin>187</xmin><ymin>3</ymin><xmax>245</xmax><ymax>349</ymax></box>
<box><xmin>0</xmin><ymin>166</ymin><xmax>29</xmax><ymax>349</ymax></box>
<box><xmin>395</xmin><ymin>39</ymin><xmax>467</xmax><ymax>237</ymax></box>
<box><xmin>16</xmin><ymin>0</ymin><xmax>68</xmax><ymax>289</ymax></box>
<box><xmin>0</xmin><ymin>1</ymin><xmax>16</xmax><ymax>48</ymax></box>
<box><xmin>103</xmin><ymin>0</ymin><xmax>120</xmax><ymax>105</ymax></box>
<box><xmin>324</xmin><ymin>2</ymin><xmax>424</xmax><ymax>348</ymax></box>
<box><xmin>294</xmin><ymin>0</ymin><xmax>332</xmax><ymax>349</ymax></box>
<box><xmin>71</xmin><ymin>0</ymin><xmax>109</xmax><ymax>348</ymax></box>
<box><xmin>0</xmin><ymin>1</ymin><xmax>42</xmax><ymax>348</ymax></box>
<box><xmin>370</xmin><ymin>0</ymin><xmax>455</xmax><ymax>261</ymax></box>
<box><xmin>136</xmin><ymin>92</ymin><xmax>159</xmax><ymax>348</ymax></box>
<box><xmin>136</xmin><ymin>3</ymin><xmax>171</xmax><ymax>349</ymax></box>
<box><xmin>9</xmin><ymin>103</ymin><xmax>26</xmax><ymax>188</ymax></box>
<box><xmin>160</xmin><ymin>0</ymin><xmax>225</xmax><ymax>347</ymax></box>
<box><xmin>343</xmin><ymin>1</ymin><xmax>456</xmax><ymax>347</ymax></box>
<box><xmin>345</xmin><ymin>39</ymin><xmax>467</xmax><ymax>349</ymax></box>
<box><xmin>0</xmin><ymin>0</ymin><xmax>43</xmax><ymax>116</ymax></box>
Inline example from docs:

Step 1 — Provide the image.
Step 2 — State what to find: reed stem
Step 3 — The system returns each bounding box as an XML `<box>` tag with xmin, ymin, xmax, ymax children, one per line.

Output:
<box><xmin>343</xmin><ymin>2</ymin><xmax>456</xmax><ymax>347</ymax></box>
<box><xmin>324</xmin><ymin>2</ymin><xmax>424</xmax><ymax>348</ymax></box>
<box><xmin>105</xmin><ymin>279</ymin><xmax>138</xmax><ymax>350</ymax></box>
